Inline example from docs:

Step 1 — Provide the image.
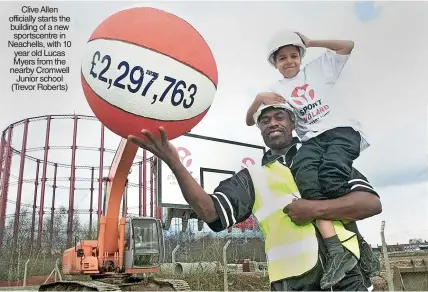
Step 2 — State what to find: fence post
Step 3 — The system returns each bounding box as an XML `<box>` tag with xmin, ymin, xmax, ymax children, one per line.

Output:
<box><xmin>17</xmin><ymin>248</ymin><xmax>21</xmax><ymax>282</ymax></box>
<box><xmin>23</xmin><ymin>259</ymin><xmax>30</xmax><ymax>287</ymax></box>
<box><xmin>223</xmin><ymin>239</ymin><xmax>231</xmax><ymax>292</ymax></box>
<box><xmin>55</xmin><ymin>258</ymin><xmax>62</xmax><ymax>281</ymax></box>
<box><xmin>381</xmin><ymin>221</ymin><xmax>394</xmax><ymax>291</ymax></box>
<box><xmin>172</xmin><ymin>244</ymin><xmax>180</xmax><ymax>275</ymax></box>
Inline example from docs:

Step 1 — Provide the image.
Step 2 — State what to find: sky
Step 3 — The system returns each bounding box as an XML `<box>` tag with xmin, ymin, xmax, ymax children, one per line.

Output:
<box><xmin>0</xmin><ymin>0</ymin><xmax>427</xmax><ymax>247</ymax></box>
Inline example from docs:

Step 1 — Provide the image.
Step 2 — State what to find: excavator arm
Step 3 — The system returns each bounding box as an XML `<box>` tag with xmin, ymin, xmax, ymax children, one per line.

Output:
<box><xmin>97</xmin><ymin>137</ymin><xmax>138</xmax><ymax>270</ymax></box>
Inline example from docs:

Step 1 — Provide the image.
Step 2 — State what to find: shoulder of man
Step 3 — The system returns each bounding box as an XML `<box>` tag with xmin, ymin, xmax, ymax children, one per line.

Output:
<box><xmin>207</xmin><ymin>168</ymin><xmax>256</xmax><ymax>232</ymax></box>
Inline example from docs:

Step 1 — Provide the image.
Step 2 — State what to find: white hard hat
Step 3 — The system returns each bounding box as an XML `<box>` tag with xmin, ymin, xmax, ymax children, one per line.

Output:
<box><xmin>253</xmin><ymin>103</ymin><xmax>295</xmax><ymax>127</ymax></box>
<box><xmin>267</xmin><ymin>30</ymin><xmax>306</xmax><ymax>67</ymax></box>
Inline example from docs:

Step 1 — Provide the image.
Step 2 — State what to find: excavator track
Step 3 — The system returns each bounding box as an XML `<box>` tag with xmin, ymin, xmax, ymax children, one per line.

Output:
<box><xmin>39</xmin><ymin>280</ymin><xmax>122</xmax><ymax>291</ymax></box>
<box><xmin>39</xmin><ymin>277</ymin><xmax>191</xmax><ymax>291</ymax></box>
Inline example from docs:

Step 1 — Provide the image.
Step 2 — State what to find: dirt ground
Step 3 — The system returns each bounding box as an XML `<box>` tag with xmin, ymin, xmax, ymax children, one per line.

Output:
<box><xmin>172</xmin><ymin>272</ymin><xmax>388</xmax><ymax>291</ymax></box>
<box><xmin>0</xmin><ymin>275</ymin><xmax>55</xmax><ymax>287</ymax></box>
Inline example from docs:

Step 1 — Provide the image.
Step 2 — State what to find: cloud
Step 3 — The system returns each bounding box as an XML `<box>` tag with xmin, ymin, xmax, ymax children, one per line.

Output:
<box><xmin>353</xmin><ymin>1</ymin><xmax>381</xmax><ymax>22</ymax></box>
<box><xmin>357</xmin><ymin>180</ymin><xmax>428</xmax><ymax>246</ymax></box>
<box><xmin>371</xmin><ymin>166</ymin><xmax>428</xmax><ymax>189</ymax></box>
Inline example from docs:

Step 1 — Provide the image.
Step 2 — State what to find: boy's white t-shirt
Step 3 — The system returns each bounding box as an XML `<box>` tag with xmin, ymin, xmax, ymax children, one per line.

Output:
<box><xmin>267</xmin><ymin>49</ymin><xmax>369</xmax><ymax>152</ymax></box>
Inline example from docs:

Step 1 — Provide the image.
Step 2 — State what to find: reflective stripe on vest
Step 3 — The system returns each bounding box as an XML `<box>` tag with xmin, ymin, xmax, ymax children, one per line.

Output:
<box><xmin>247</xmin><ymin>161</ymin><xmax>360</xmax><ymax>283</ymax></box>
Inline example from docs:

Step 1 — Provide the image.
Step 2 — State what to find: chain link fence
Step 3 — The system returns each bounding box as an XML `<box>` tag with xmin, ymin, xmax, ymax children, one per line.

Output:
<box><xmin>392</xmin><ymin>267</ymin><xmax>428</xmax><ymax>291</ymax></box>
<box><xmin>0</xmin><ymin>214</ymin><xmax>268</xmax><ymax>289</ymax></box>
<box><xmin>0</xmin><ymin>253</ymin><xmax>61</xmax><ymax>287</ymax></box>
<box><xmin>379</xmin><ymin>221</ymin><xmax>428</xmax><ymax>291</ymax></box>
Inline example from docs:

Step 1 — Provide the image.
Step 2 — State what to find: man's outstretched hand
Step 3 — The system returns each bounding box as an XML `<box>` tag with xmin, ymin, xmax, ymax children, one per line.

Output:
<box><xmin>128</xmin><ymin>126</ymin><xmax>180</xmax><ymax>168</ymax></box>
<box><xmin>283</xmin><ymin>198</ymin><xmax>318</xmax><ymax>226</ymax></box>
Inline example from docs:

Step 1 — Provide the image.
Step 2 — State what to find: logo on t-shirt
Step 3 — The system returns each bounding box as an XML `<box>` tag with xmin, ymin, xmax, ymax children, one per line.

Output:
<box><xmin>289</xmin><ymin>84</ymin><xmax>330</xmax><ymax>125</ymax></box>
<box><xmin>290</xmin><ymin>84</ymin><xmax>315</xmax><ymax>105</ymax></box>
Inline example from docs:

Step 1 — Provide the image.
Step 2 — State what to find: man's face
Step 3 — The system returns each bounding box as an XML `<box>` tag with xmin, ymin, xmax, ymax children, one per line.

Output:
<box><xmin>258</xmin><ymin>108</ymin><xmax>294</xmax><ymax>150</ymax></box>
<box><xmin>274</xmin><ymin>46</ymin><xmax>301</xmax><ymax>78</ymax></box>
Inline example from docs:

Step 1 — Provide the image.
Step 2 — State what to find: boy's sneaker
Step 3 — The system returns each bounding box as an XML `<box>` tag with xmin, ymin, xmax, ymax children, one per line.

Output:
<box><xmin>320</xmin><ymin>248</ymin><xmax>358</xmax><ymax>290</ymax></box>
<box><xmin>359</xmin><ymin>238</ymin><xmax>380</xmax><ymax>278</ymax></box>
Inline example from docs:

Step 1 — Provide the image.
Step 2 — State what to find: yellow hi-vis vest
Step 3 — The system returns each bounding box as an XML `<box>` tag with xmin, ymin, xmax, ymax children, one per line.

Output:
<box><xmin>247</xmin><ymin>161</ymin><xmax>360</xmax><ymax>283</ymax></box>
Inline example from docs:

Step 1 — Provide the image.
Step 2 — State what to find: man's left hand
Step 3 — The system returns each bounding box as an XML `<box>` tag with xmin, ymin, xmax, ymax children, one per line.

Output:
<box><xmin>283</xmin><ymin>198</ymin><xmax>317</xmax><ymax>225</ymax></box>
<box><xmin>128</xmin><ymin>126</ymin><xmax>181</xmax><ymax>168</ymax></box>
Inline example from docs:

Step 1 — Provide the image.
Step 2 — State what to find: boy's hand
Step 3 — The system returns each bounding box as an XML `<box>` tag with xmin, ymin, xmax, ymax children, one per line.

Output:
<box><xmin>295</xmin><ymin>32</ymin><xmax>311</xmax><ymax>47</ymax></box>
<box><xmin>256</xmin><ymin>92</ymin><xmax>285</xmax><ymax>105</ymax></box>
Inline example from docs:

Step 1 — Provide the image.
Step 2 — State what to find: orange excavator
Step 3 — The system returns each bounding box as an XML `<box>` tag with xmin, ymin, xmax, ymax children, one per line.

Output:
<box><xmin>39</xmin><ymin>138</ymin><xmax>190</xmax><ymax>291</ymax></box>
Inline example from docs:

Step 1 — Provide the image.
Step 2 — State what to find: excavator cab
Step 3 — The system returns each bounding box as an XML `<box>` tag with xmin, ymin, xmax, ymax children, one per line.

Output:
<box><xmin>124</xmin><ymin>217</ymin><xmax>165</xmax><ymax>270</ymax></box>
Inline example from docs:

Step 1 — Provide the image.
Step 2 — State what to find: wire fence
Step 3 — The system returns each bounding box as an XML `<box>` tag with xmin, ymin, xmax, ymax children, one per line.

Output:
<box><xmin>0</xmin><ymin>211</ymin><xmax>266</xmax><ymax>286</ymax></box>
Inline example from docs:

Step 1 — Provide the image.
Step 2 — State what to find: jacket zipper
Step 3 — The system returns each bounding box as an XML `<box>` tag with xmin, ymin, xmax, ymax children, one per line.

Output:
<box><xmin>265</xmin><ymin>142</ymin><xmax>299</xmax><ymax>166</ymax></box>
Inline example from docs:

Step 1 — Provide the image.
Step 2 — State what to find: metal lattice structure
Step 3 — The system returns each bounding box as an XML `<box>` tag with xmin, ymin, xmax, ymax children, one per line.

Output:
<box><xmin>0</xmin><ymin>114</ymin><xmax>160</xmax><ymax>251</ymax></box>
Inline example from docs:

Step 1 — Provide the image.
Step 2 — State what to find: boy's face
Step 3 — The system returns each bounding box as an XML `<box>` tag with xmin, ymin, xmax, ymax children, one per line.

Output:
<box><xmin>274</xmin><ymin>46</ymin><xmax>301</xmax><ymax>78</ymax></box>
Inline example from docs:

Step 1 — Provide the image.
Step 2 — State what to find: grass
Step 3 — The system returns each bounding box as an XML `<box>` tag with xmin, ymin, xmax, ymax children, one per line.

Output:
<box><xmin>159</xmin><ymin>270</ymin><xmax>270</xmax><ymax>291</ymax></box>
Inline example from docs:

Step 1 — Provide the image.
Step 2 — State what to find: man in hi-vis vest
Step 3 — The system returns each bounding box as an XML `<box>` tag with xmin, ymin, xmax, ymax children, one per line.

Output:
<box><xmin>129</xmin><ymin>104</ymin><xmax>382</xmax><ymax>291</ymax></box>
